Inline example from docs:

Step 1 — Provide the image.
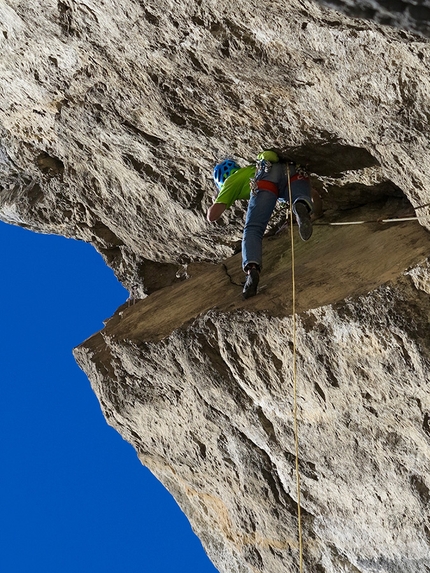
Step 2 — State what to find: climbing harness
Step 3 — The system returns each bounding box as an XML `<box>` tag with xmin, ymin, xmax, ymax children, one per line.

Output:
<box><xmin>250</xmin><ymin>159</ymin><xmax>272</xmax><ymax>195</ymax></box>
<box><xmin>253</xmin><ymin>179</ymin><xmax>279</xmax><ymax>196</ymax></box>
<box><xmin>287</xmin><ymin>164</ymin><xmax>304</xmax><ymax>573</ymax></box>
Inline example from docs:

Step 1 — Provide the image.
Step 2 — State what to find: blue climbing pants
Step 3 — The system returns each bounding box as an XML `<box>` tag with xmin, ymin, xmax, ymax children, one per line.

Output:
<box><xmin>242</xmin><ymin>163</ymin><xmax>312</xmax><ymax>271</ymax></box>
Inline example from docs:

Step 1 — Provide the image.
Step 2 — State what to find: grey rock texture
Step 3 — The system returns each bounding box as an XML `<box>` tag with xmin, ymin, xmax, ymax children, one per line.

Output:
<box><xmin>313</xmin><ymin>0</ymin><xmax>430</xmax><ymax>38</ymax></box>
<box><xmin>75</xmin><ymin>215</ymin><xmax>430</xmax><ymax>573</ymax></box>
<box><xmin>1</xmin><ymin>0</ymin><xmax>430</xmax><ymax>571</ymax></box>
<box><xmin>1</xmin><ymin>0</ymin><xmax>430</xmax><ymax>294</ymax></box>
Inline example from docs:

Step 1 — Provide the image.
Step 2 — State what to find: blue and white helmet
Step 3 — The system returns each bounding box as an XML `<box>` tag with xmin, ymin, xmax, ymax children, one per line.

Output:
<box><xmin>213</xmin><ymin>159</ymin><xmax>240</xmax><ymax>191</ymax></box>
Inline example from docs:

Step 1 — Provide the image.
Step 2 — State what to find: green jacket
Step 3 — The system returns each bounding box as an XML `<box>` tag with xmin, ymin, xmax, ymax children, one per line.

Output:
<box><xmin>214</xmin><ymin>151</ymin><xmax>279</xmax><ymax>209</ymax></box>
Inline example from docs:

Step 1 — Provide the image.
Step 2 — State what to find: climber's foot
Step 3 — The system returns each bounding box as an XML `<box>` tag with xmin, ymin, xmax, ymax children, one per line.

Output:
<box><xmin>242</xmin><ymin>266</ymin><xmax>260</xmax><ymax>299</ymax></box>
<box><xmin>293</xmin><ymin>201</ymin><xmax>313</xmax><ymax>241</ymax></box>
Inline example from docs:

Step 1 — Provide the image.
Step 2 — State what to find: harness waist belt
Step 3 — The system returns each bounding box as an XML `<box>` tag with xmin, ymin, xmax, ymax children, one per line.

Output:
<box><xmin>256</xmin><ymin>180</ymin><xmax>279</xmax><ymax>196</ymax></box>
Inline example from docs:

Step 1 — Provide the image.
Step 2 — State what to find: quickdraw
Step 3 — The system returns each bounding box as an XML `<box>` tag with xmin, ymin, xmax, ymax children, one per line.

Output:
<box><xmin>250</xmin><ymin>159</ymin><xmax>272</xmax><ymax>195</ymax></box>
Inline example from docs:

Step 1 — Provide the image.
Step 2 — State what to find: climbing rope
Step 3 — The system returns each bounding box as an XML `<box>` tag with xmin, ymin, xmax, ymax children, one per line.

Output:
<box><xmin>280</xmin><ymin>186</ymin><xmax>427</xmax><ymax>571</ymax></box>
<box><xmin>310</xmin><ymin>196</ymin><xmax>430</xmax><ymax>226</ymax></box>
<box><xmin>314</xmin><ymin>216</ymin><xmax>418</xmax><ymax>226</ymax></box>
<box><xmin>287</xmin><ymin>165</ymin><xmax>304</xmax><ymax>573</ymax></box>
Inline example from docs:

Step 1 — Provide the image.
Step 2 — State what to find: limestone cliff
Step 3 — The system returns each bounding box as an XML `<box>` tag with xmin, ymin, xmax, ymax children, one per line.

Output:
<box><xmin>1</xmin><ymin>0</ymin><xmax>430</xmax><ymax>571</ymax></box>
<box><xmin>314</xmin><ymin>0</ymin><xmax>430</xmax><ymax>38</ymax></box>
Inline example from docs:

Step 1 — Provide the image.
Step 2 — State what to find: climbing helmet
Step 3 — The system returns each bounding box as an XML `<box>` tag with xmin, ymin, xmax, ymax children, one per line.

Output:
<box><xmin>213</xmin><ymin>159</ymin><xmax>240</xmax><ymax>191</ymax></box>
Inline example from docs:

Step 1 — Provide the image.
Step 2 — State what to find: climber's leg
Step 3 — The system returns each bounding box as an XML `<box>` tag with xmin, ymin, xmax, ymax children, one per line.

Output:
<box><xmin>242</xmin><ymin>189</ymin><xmax>278</xmax><ymax>271</ymax></box>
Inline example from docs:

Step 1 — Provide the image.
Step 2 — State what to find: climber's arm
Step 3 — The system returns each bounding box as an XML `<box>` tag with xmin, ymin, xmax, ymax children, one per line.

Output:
<box><xmin>207</xmin><ymin>202</ymin><xmax>227</xmax><ymax>222</ymax></box>
<box><xmin>207</xmin><ymin>165</ymin><xmax>252</xmax><ymax>222</ymax></box>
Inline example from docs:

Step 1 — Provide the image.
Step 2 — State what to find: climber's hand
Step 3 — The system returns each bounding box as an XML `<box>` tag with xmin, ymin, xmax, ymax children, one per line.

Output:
<box><xmin>207</xmin><ymin>203</ymin><xmax>227</xmax><ymax>222</ymax></box>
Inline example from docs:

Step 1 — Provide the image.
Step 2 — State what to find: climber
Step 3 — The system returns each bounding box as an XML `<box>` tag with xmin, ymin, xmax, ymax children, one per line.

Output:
<box><xmin>207</xmin><ymin>150</ymin><xmax>313</xmax><ymax>299</ymax></box>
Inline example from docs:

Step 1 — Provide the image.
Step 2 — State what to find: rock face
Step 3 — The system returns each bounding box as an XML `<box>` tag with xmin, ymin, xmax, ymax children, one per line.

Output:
<box><xmin>77</xmin><ymin>264</ymin><xmax>430</xmax><ymax>573</ymax></box>
<box><xmin>76</xmin><ymin>218</ymin><xmax>430</xmax><ymax>573</ymax></box>
<box><xmin>314</xmin><ymin>0</ymin><xmax>430</xmax><ymax>38</ymax></box>
<box><xmin>1</xmin><ymin>0</ymin><xmax>430</xmax><ymax>572</ymax></box>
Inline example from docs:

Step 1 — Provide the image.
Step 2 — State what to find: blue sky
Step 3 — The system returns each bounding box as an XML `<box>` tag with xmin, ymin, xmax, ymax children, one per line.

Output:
<box><xmin>0</xmin><ymin>221</ymin><xmax>218</xmax><ymax>573</ymax></box>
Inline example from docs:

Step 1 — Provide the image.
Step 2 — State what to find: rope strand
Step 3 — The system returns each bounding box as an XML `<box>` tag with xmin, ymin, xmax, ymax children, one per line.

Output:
<box><xmin>287</xmin><ymin>166</ymin><xmax>304</xmax><ymax>573</ymax></box>
<box><xmin>314</xmin><ymin>216</ymin><xmax>418</xmax><ymax>226</ymax></box>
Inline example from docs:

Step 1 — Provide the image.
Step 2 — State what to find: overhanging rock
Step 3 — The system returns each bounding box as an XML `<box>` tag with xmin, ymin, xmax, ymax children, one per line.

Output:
<box><xmin>1</xmin><ymin>0</ymin><xmax>430</xmax><ymax>295</ymax></box>
<box><xmin>75</xmin><ymin>211</ymin><xmax>430</xmax><ymax>573</ymax></box>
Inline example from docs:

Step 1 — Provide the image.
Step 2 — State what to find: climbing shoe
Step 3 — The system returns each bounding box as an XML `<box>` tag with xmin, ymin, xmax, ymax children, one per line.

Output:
<box><xmin>242</xmin><ymin>266</ymin><xmax>260</xmax><ymax>299</ymax></box>
<box><xmin>293</xmin><ymin>201</ymin><xmax>313</xmax><ymax>241</ymax></box>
